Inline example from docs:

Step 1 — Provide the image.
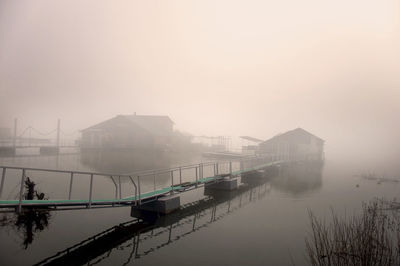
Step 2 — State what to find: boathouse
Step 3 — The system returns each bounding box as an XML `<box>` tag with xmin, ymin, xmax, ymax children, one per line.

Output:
<box><xmin>81</xmin><ymin>114</ymin><xmax>174</xmax><ymax>149</ymax></box>
<box><xmin>259</xmin><ymin>128</ymin><xmax>324</xmax><ymax>161</ymax></box>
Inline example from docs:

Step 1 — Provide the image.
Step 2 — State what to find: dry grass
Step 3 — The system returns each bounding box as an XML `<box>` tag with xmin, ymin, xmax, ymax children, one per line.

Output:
<box><xmin>306</xmin><ymin>199</ymin><xmax>400</xmax><ymax>265</ymax></box>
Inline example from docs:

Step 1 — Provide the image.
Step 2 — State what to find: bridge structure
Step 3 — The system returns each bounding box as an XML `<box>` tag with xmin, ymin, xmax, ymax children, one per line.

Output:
<box><xmin>0</xmin><ymin>155</ymin><xmax>285</xmax><ymax>214</ymax></box>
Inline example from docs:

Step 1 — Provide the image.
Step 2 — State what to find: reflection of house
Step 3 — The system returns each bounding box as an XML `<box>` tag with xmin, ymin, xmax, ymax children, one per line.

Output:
<box><xmin>259</xmin><ymin>128</ymin><xmax>324</xmax><ymax>161</ymax></box>
<box><xmin>271</xmin><ymin>161</ymin><xmax>323</xmax><ymax>196</ymax></box>
<box><xmin>81</xmin><ymin>115</ymin><xmax>174</xmax><ymax>149</ymax></box>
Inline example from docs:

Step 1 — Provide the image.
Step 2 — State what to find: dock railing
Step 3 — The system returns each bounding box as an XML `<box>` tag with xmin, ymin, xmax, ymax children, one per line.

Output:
<box><xmin>0</xmin><ymin>154</ymin><xmax>277</xmax><ymax>212</ymax></box>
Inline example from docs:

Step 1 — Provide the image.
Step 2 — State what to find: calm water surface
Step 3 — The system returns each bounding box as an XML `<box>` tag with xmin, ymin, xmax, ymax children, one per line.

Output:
<box><xmin>0</xmin><ymin>151</ymin><xmax>399</xmax><ymax>265</ymax></box>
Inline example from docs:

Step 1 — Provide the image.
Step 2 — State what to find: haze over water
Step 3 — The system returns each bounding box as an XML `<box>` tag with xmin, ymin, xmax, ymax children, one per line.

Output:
<box><xmin>0</xmin><ymin>153</ymin><xmax>398</xmax><ymax>265</ymax></box>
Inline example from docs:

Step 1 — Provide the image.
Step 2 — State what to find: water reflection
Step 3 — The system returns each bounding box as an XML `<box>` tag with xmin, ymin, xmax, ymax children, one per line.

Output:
<box><xmin>3</xmin><ymin>209</ymin><xmax>51</xmax><ymax>249</ymax></box>
<box><xmin>34</xmin><ymin>179</ymin><xmax>271</xmax><ymax>265</ymax></box>
<box><xmin>270</xmin><ymin>161</ymin><xmax>324</xmax><ymax>196</ymax></box>
<box><xmin>80</xmin><ymin>150</ymin><xmax>202</xmax><ymax>173</ymax></box>
<box><xmin>0</xmin><ymin>177</ymin><xmax>51</xmax><ymax>249</ymax></box>
<box><xmin>0</xmin><ymin>160</ymin><xmax>324</xmax><ymax>265</ymax></box>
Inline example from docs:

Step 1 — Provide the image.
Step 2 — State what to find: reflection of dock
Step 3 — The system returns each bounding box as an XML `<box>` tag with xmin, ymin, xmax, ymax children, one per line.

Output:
<box><xmin>0</xmin><ymin>145</ymin><xmax>80</xmax><ymax>157</ymax></box>
<box><xmin>34</xmin><ymin>178</ymin><xmax>271</xmax><ymax>266</ymax></box>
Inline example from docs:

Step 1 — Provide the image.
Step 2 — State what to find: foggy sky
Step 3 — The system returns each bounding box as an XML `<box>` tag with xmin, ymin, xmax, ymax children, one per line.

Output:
<box><xmin>0</xmin><ymin>0</ymin><xmax>399</xmax><ymax>160</ymax></box>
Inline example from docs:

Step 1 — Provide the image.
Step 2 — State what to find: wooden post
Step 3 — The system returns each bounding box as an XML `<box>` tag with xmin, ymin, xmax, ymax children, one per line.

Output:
<box><xmin>56</xmin><ymin>119</ymin><xmax>60</xmax><ymax>147</ymax></box>
<box><xmin>13</xmin><ymin>118</ymin><xmax>17</xmax><ymax>148</ymax></box>
<box><xmin>17</xmin><ymin>169</ymin><xmax>26</xmax><ymax>213</ymax></box>
<box><xmin>0</xmin><ymin>168</ymin><xmax>6</xmax><ymax>198</ymax></box>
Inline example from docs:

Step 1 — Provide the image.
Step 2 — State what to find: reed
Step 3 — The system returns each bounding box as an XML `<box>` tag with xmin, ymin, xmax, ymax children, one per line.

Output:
<box><xmin>306</xmin><ymin>199</ymin><xmax>400</xmax><ymax>265</ymax></box>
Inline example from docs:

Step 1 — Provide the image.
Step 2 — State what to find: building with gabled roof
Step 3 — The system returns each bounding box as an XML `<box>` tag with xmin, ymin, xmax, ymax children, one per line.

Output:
<box><xmin>259</xmin><ymin>128</ymin><xmax>324</xmax><ymax>161</ymax></box>
<box><xmin>80</xmin><ymin>114</ymin><xmax>174</xmax><ymax>149</ymax></box>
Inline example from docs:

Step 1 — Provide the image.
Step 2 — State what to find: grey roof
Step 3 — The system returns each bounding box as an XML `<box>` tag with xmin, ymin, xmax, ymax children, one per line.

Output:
<box><xmin>82</xmin><ymin>115</ymin><xmax>174</xmax><ymax>136</ymax></box>
<box><xmin>240</xmin><ymin>136</ymin><xmax>264</xmax><ymax>143</ymax></box>
<box><xmin>124</xmin><ymin>115</ymin><xmax>173</xmax><ymax>136</ymax></box>
<box><xmin>261</xmin><ymin>128</ymin><xmax>324</xmax><ymax>145</ymax></box>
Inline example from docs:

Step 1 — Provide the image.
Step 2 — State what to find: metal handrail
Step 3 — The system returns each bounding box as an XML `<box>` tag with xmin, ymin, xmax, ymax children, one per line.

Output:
<box><xmin>0</xmin><ymin>165</ymin><xmax>141</xmax><ymax>212</ymax></box>
<box><xmin>0</xmin><ymin>154</ymin><xmax>260</xmax><ymax>178</ymax></box>
<box><xmin>0</xmin><ymin>165</ymin><xmax>134</xmax><ymax>177</ymax></box>
<box><xmin>0</xmin><ymin>154</ymin><xmax>276</xmax><ymax>213</ymax></box>
<box><xmin>136</xmin><ymin>161</ymin><xmax>231</xmax><ymax>178</ymax></box>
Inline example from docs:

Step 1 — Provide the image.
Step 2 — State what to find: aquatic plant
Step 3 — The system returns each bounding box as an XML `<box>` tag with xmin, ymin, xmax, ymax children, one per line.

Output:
<box><xmin>24</xmin><ymin>177</ymin><xmax>47</xmax><ymax>200</ymax></box>
<box><xmin>0</xmin><ymin>177</ymin><xmax>51</xmax><ymax>249</ymax></box>
<box><xmin>306</xmin><ymin>199</ymin><xmax>400</xmax><ymax>265</ymax></box>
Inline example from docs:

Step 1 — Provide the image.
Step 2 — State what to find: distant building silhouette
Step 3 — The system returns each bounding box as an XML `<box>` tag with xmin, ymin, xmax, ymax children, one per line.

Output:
<box><xmin>81</xmin><ymin>114</ymin><xmax>174</xmax><ymax>149</ymax></box>
<box><xmin>259</xmin><ymin>128</ymin><xmax>324</xmax><ymax>161</ymax></box>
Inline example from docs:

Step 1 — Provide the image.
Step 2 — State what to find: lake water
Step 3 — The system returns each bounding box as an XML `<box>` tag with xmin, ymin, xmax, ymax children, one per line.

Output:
<box><xmin>0</xmin><ymin>151</ymin><xmax>399</xmax><ymax>265</ymax></box>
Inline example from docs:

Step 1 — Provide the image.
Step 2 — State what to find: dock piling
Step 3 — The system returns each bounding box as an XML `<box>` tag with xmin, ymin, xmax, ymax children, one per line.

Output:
<box><xmin>17</xmin><ymin>169</ymin><xmax>26</xmax><ymax>213</ymax></box>
<box><xmin>88</xmin><ymin>174</ymin><xmax>94</xmax><ymax>208</ymax></box>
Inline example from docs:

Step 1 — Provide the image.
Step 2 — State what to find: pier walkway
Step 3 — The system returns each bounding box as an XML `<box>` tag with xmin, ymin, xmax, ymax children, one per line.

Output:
<box><xmin>0</xmin><ymin>156</ymin><xmax>283</xmax><ymax>213</ymax></box>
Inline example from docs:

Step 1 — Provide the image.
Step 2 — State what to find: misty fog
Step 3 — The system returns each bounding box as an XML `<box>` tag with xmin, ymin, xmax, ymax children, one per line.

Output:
<box><xmin>0</xmin><ymin>0</ymin><xmax>399</xmax><ymax>164</ymax></box>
